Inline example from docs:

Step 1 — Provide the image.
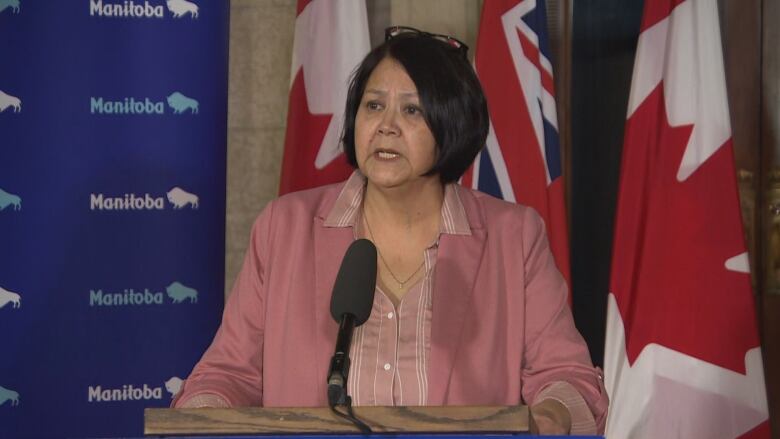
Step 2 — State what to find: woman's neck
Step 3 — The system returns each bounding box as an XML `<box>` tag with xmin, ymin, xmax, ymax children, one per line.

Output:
<box><xmin>363</xmin><ymin>177</ymin><xmax>444</xmax><ymax>231</ymax></box>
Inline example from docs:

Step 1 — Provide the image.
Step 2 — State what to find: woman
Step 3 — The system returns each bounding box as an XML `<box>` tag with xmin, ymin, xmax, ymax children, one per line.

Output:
<box><xmin>174</xmin><ymin>27</ymin><xmax>608</xmax><ymax>435</ymax></box>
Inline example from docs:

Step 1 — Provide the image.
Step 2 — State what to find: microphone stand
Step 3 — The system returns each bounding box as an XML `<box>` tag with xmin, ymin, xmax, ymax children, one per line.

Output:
<box><xmin>327</xmin><ymin>314</ymin><xmax>373</xmax><ymax>434</ymax></box>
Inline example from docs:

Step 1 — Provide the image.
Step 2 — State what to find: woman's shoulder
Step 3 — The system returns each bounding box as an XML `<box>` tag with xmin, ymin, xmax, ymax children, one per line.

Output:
<box><xmin>250</xmin><ymin>180</ymin><xmax>348</xmax><ymax>234</ymax></box>
<box><xmin>455</xmin><ymin>184</ymin><xmax>545</xmax><ymax>231</ymax></box>
<box><xmin>266</xmin><ymin>180</ymin><xmax>346</xmax><ymax>216</ymax></box>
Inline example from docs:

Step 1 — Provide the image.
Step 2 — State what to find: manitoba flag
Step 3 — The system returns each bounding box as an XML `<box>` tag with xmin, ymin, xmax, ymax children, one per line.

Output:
<box><xmin>467</xmin><ymin>0</ymin><xmax>570</xmax><ymax>283</ymax></box>
<box><xmin>279</xmin><ymin>0</ymin><xmax>370</xmax><ymax>195</ymax></box>
<box><xmin>604</xmin><ymin>1</ymin><xmax>769</xmax><ymax>438</ymax></box>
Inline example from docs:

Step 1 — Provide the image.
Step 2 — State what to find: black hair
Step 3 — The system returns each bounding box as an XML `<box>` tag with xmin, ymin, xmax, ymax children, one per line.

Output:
<box><xmin>341</xmin><ymin>32</ymin><xmax>489</xmax><ymax>184</ymax></box>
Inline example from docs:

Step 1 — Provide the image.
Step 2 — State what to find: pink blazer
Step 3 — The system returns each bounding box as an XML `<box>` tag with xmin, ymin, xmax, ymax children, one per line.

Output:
<box><xmin>176</xmin><ymin>180</ymin><xmax>608</xmax><ymax>428</ymax></box>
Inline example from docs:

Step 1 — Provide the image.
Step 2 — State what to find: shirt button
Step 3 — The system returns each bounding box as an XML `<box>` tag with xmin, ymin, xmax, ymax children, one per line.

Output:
<box><xmin>387</xmin><ymin>312</ymin><xmax>394</xmax><ymax>319</ymax></box>
<box><xmin>383</xmin><ymin>363</ymin><xmax>392</xmax><ymax>371</ymax></box>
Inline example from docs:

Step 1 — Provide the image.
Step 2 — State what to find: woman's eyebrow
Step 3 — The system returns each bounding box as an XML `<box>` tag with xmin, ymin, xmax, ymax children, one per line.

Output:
<box><xmin>364</xmin><ymin>88</ymin><xmax>419</xmax><ymax>98</ymax></box>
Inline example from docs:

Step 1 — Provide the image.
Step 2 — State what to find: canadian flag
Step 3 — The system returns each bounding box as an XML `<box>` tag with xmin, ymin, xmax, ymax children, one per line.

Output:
<box><xmin>279</xmin><ymin>0</ymin><xmax>370</xmax><ymax>195</ymax></box>
<box><xmin>604</xmin><ymin>1</ymin><xmax>769</xmax><ymax>438</ymax></box>
<box><xmin>466</xmin><ymin>0</ymin><xmax>570</xmax><ymax>284</ymax></box>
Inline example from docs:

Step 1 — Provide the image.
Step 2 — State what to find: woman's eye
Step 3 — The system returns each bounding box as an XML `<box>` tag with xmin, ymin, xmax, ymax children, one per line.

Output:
<box><xmin>404</xmin><ymin>105</ymin><xmax>422</xmax><ymax>116</ymax></box>
<box><xmin>366</xmin><ymin>101</ymin><xmax>382</xmax><ymax>111</ymax></box>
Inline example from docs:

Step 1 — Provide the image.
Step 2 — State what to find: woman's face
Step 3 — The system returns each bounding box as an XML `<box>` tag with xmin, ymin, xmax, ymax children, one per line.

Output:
<box><xmin>354</xmin><ymin>57</ymin><xmax>438</xmax><ymax>191</ymax></box>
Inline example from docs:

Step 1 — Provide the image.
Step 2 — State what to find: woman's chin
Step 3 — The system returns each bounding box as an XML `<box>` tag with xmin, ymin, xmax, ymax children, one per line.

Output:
<box><xmin>367</xmin><ymin>176</ymin><xmax>407</xmax><ymax>190</ymax></box>
<box><xmin>363</xmin><ymin>167</ymin><xmax>411</xmax><ymax>188</ymax></box>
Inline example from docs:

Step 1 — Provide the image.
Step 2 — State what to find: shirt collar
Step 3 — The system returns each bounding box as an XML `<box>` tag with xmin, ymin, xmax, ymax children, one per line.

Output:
<box><xmin>324</xmin><ymin>171</ymin><xmax>471</xmax><ymax>236</ymax></box>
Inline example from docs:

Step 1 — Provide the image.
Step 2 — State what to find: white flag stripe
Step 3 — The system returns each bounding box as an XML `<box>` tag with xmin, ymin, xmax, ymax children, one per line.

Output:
<box><xmin>605</xmin><ymin>294</ymin><xmax>768</xmax><ymax>439</ymax></box>
<box><xmin>501</xmin><ymin>3</ymin><xmax>547</xmax><ymax>172</ymax></box>
<box><xmin>484</xmin><ymin>121</ymin><xmax>517</xmax><ymax>203</ymax></box>
<box><xmin>470</xmin><ymin>152</ymin><xmax>481</xmax><ymax>190</ymax></box>
<box><xmin>625</xmin><ymin>1</ymin><xmax>731</xmax><ymax>182</ymax></box>
<box><xmin>289</xmin><ymin>0</ymin><xmax>370</xmax><ymax>170</ymax></box>
<box><xmin>724</xmin><ymin>252</ymin><xmax>750</xmax><ymax>273</ymax></box>
<box><xmin>667</xmin><ymin>0</ymin><xmax>731</xmax><ymax>181</ymax></box>
<box><xmin>541</xmin><ymin>89</ymin><xmax>558</xmax><ymax>131</ymax></box>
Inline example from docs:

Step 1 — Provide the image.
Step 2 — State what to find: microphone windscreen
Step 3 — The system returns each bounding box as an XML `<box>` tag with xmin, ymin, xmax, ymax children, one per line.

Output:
<box><xmin>330</xmin><ymin>239</ymin><xmax>377</xmax><ymax>326</ymax></box>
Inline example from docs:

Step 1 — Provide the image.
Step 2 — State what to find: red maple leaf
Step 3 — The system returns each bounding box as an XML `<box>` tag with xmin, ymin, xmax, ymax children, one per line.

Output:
<box><xmin>279</xmin><ymin>69</ymin><xmax>353</xmax><ymax>195</ymax></box>
<box><xmin>610</xmin><ymin>84</ymin><xmax>760</xmax><ymax>374</ymax></box>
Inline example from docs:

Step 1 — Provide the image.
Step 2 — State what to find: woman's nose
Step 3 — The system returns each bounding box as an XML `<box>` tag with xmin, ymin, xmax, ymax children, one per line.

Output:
<box><xmin>377</xmin><ymin>109</ymin><xmax>400</xmax><ymax>136</ymax></box>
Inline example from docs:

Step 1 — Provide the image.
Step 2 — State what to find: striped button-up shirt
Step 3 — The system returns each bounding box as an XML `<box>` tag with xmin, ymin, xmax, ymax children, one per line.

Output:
<box><xmin>326</xmin><ymin>173</ymin><xmax>471</xmax><ymax>406</ymax></box>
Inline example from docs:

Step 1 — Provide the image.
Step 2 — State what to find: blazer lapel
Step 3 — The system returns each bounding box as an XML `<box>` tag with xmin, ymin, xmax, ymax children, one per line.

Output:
<box><xmin>428</xmin><ymin>192</ymin><xmax>487</xmax><ymax>405</ymax></box>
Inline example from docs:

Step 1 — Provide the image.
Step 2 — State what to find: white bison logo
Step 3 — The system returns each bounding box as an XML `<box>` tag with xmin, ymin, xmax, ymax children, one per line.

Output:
<box><xmin>165</xmin><ymin>377</ymin><xmax>183</xmax><ymax>398</ymax></box>
<box><xmin>0</xmin><ymin>286</ymin><xmax>21</xmax><ymax>309</ymax></box>
<box><xmin>0</xmin><ymin>386</ymin><xmax>19</xmax><ymax>407</ymax></box>
<box><xmin>166</xmin><ymin>92</ymin><xmax>199</xmax><ymax>114</ymax></box>
<box><xmin>166</xmin><ymin>0</ymin><xmax>197</xmax><ymax>18</ymax></box>
<box><xmin>0</xmin><ymin>90</ymin><xmax>21</xmax><ymax>113</ymax></box>
<box><xmin>0</xmin><ymin>0</ymin><xmax>20</xmax><ymax>14</ymax></box>
<box><xmin>0</xmin><ymin>188</ymin><xmax>21</xmax><ymax>211</ymax></box>
<box><xmin>166</xmin><ymin>281</ymin><xmax>198</xmax><ymax>303</ymax></box>
<box><xmin>167</xmin><ymin>187</ymin><xmax>198</xmax><ymax>209</ymax></box>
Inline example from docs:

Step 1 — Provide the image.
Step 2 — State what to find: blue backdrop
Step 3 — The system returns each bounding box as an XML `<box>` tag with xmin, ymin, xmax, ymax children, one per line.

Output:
<box><xmin>0</xmin><ymin>1</ymin><xmax>229</xmax><ymax>437</ymax></box>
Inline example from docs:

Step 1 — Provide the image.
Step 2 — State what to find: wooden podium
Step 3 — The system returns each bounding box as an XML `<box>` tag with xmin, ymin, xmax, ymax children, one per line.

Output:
<box><xmin>144</xmin><ymin>405</ymin><xmax>530</xmax><ymax>436</ymax></box>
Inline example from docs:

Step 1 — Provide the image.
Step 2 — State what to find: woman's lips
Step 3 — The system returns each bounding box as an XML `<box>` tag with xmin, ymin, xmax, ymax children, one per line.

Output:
<box><xmin>374</xmin><ymin>149</ymin><xmax>400</xmax><ymax>160</ymax></box>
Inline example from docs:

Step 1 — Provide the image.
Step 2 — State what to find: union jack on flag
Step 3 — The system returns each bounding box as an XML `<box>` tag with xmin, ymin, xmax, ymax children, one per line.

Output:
<box><xmin>466</xmin><ymin>0</ymin><xmax>570</xmax><ymax>282</ymax></box>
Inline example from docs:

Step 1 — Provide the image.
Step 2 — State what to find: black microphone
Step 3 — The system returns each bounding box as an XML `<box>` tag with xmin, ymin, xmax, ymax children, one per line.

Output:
<box><xmin>327</xmin><ymin>239</ymin><xmax>377</xmax><ymax>406</ymax></box>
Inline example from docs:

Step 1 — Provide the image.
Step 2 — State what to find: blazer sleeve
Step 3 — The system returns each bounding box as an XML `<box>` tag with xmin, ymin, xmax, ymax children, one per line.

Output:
<box><xmin>517</xmin><ymin>207</ymin><xmax>609</xmax><ymax>432</ymax></box>
<box><xmin>173</xmin><ymin>201</ymin><xmax>275</xmax><ymax>407</ymax></box>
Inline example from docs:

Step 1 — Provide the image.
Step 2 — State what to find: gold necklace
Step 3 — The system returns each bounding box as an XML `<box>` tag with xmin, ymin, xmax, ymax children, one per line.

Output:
<box><xmin>363</xmin><ymin>209</ymin><xmax>426</xmax><ymax>290</ymax></box>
